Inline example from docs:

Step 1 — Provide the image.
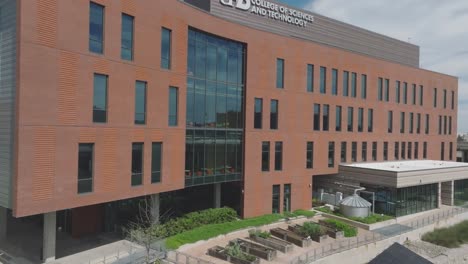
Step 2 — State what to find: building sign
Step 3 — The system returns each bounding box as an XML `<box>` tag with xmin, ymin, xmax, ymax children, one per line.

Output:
<box><xmin>220</xmin><ymin>0</ymin><xmax>314</xmax><ymax>28</ymax></box>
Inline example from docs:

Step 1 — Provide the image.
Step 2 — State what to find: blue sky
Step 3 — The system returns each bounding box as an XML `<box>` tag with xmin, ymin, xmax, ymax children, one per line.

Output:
<box><xmin>279</xmin><ymin>0</ymin><xmax>468</xmax><ymax>134</ymax></box>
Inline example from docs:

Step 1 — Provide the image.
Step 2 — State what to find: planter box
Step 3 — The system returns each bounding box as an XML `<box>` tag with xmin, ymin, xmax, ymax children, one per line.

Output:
<box><xmin>270</xmin><ymin>228</ymin><xmax>312</xmax><ymax>247</ymax></box>
<box><xmin>288</xmin><ymin>224</ymin><xmax>329</xmax><ymax>243</ymax></box>
<box><xmin>207</xmin><ymin>246</ymin><xmax>260</xmax><ymax>264</ymax></box>
<box><xmin>229</xmin><ymin>238</ymin><xmax>277</xmax><ymax>261</ymax></box>
<box><xmin>249</xmin><ymin>234</ymin><xmax>294</xmax><ymax>253</ymax></box>
<box><xmin>318</xmin><ymin>220</ymin><xmax>345</xmax><ymax>239</ymax></box>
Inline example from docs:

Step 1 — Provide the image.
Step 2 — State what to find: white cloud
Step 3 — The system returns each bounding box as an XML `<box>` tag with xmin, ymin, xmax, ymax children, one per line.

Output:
<box><xmin>303</xmin><ymin>0</ymin><xmax>468</xmax><ymax>133</ymax></box>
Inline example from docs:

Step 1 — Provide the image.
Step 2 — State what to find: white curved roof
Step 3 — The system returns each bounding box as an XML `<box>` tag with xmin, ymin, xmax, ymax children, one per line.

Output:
<box><xmin>340</xmin><ymin>194</ymin><xmax>372</xmax><ymax>208</ymax></box>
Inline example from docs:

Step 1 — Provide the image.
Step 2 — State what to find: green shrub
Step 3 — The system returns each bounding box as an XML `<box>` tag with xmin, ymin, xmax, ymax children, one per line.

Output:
<box><xmin>293</xmin><ymin>209</ymin><xmax>316</xmax><ymax>218</ymax></box>
<box><xmin>315</xmin><ymin>207</ymin><xmax>335</xmax><ymax>214</ymax></box>
<box><xmin>248</xmin><ymin>229</ymin><xmax>271</xmax><ymax>239</ymax></box>
<box><xmin>299</xmin><ymin>222</ymin><xmax>325</xmax><ymax>237</ymax></box>
<box><xmin>422</xmin><ymin>221</ymin><xmax>468</xmax><ymax>248</ymax></box>
<box><xmin>323</xmin><ymin>219</ymin><xmax>357</xmax><ymax>237</ymax></box>
<box><xmin>349</xmin><ymin>214</ymin><xmax>393</xmax><ymax>224</ymax></box>
<box><xmin>225</xmin><ymin>242</ymin><xmax>256</xmax><ymax>262</ymax></box>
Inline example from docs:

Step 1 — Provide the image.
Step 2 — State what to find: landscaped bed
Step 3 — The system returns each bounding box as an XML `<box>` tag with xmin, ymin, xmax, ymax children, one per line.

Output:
<box><xmin>270</xmin><ymin>227</ymin><xmax>313</xmax><ymax>247</ymax></box>
<box><xmin>207</xmin><ymin>245</ymin><xmax>260</xmax><ymax>264</ymax></box>
<box><xmin>229</xmin><ymin>238</ymin><xmax>277</xmax><ymax>261</ymax></box>
<box><xmin>288</xmin><ymin>222</ymin><xmax>329</xmax><ymax>243</ymax></box>
<box><xmin>248</xmin><ymin>229</ymin><xmax>294</xmax><ymax>253</ymax></box>
<box><xmin>422</xmin><ymin>220</ymin><xmax>468</xmax><ymax>248</ymax></box>
<box><xmin>315</xmin><ymin>206</ymin><xmax>393</xmax><ymax>224</ymax></box>
<box><xmin>319</xmin><ymin>219</ymin><xmax>358</xmax><ymax>238</ymax></box>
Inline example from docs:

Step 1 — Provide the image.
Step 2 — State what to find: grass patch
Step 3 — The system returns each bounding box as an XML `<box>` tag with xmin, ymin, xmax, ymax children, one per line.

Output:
<box><xmin>422</xmin><ymin>221</ymin><xmax>468</xmax><ymax>248</ymax></box>
<box><xmin>315</xmin><ymin>206</ymin><xmax>393</xmax><ymax>224</ymax></box>
<box><xmin>292</xmin><ymin>209</ymin><xmax>316</xmax><ymax>218</ymax></box>
<box><xmin>166</xmin><ymin>214</ymin><xmax>284</xmax><ymax>249</ymax></box>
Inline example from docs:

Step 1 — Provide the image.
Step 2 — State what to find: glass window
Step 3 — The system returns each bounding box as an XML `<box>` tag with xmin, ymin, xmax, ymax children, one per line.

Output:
<box><xmin>131</xmin><ymin>143</ymin><xmax>144</xmax><ymax>186</ymax></box>
<box><xmin>347</xmin><ymin>107</ymin><xmax>353</xmax><ymax>132</ymax></box>
<box><xmin>395</xmin><ymin>142</ymin><xmax>399</xmax><ymax>160</ymax></box>
<box><xmin>351</xmin><ymin>72</ymin><xmax>357</xmax><ymax>97</ymax></box>
<box><xmin>378</xmin><ymin>78</ymin><xmax>383</xmax><ymax>101</ymax></box>
<box><xmin>151</xmin><ymin>143</ymin><xmax>162</xmax><ymax>183</ymax></box>
<box><xmin>361</xmin><ymin>74</ymin><xmax>367</xmax><ymax>99</ymax></box>
<box><xmin>169</xmin><ymin>87</ymin><xmax>178</xmax><ymax>126</ymax></box>
<box><xmin>272</xmin><ymin>185</ymin><xmax>280</xmax><ymax>214</ymax></box>
<box><xmin>423</xmin><ymin>142</ymin><xmax>428</xmax><ymax>159</ymax></box>
<box><xmin>368</xmin><ymin>109</ymin><xmax>373</xmax><ymax>132</ymax></box>
<box><xmin>352</xmin><ymin>142</ymin><xmax>357</xmax><ymax>162</ymax></box>
<box><xmin>415</xmin><ymin>142</ymin><xmax>419</xmax><ymax>159</ymax></box>
<box><xmin>323</xmin><ymin>104</ymin><xmax>329</xmax><ymax>131</ymax></box>
<box><xmin>262</xmin><ymin>142</ymin><xmax>270</xmax><ymax>172</ymax></box>
<box><xmin>161</xmin><ymin>27</ymin><xmax>172</xmax><ymax>69</ymax></box>
<box><xmin>270</xmin><ymin>100</ymin><xmax>278</xmax><ymax>130</ymax></box>
<box><xmin>362</xmin><ymin>142</ymin><xmax>367</xmax><ymax>161</ymax></box>
<box><xmin>307</xmin><ymin>64</ymin><xmax>314</xmax><ymax>92</ymax></box>
<box><xmin>93</xmin><ymin>74</ymin><xmax>108</xmax><ymax>123</ymax></box>
<box><xmin>320</xmin><ymin>66</ymin><xmax>326</xmax><ymax>94</ymax></box>
<box><xmin>400</xmin><ymin>112</ymin><xmax>405</xmax><ymax>133</ymax></box>
<box><xmin>395</xmin><ymin>81</ymin><xmax>401</xmax><ymax>103</ymax></box>
<box><xmin>275</xmin><ymin>142</ymin><xmax>283</xmax><ymax>171</ymax></box>
<box><xmin>449</xmin><ymin>116</ymin><xmax>452</xmax><ymax>135</ymax></box>
<box><xmin>402</xmin><ymin>142</ymin><xmax>406</xmax><ymax>159</ymax></box>
<box><xmin>372</xmin><ymin>142</ymin><xmax>377</xmax><ymax>161</ymax></box>
<box><xmin>443</xmin><ymin>89</ymin><xmax>447</xmax><ymax>109</ymax></box>
<box><xmin>121</xmin><ymin>13</ymin><xmax>134</xmax><ymax>60</ymax></box>
<box><xmin>254</xmin><ymin>98</ymin><xmax>263</xmax><ymax>129</ymax></box>
<box><xmin>328</xmin><ymin>142</ymin><xmax>335</xmax><ymax>167</ymax></box>
<box><xmin>314</xmin><ymin>104</ymin><xmax>320</xmax><ymax>131</ymax></box>
<box><xmin>449</xmin><ymin>142</ymin><xmax>453</xmax><ymax>160</ymax></box>
<box><xmin>417</xmin><ymin>113</ymin><xmax>421</xmax><ymax>134</ymax></box>
<box><xmin>433</xmin><ymin>88</ymin><xmax>437</xmax><ymax>107</ymax></box>
<box><xmin>383</xmin><ymin>142</ymin><xmax>388</xmax><ymax>161</ymax></box>
<box><xmin>408</xmin><ymin>142</ymin><xmax>412</xmax><ymax>159</ymax></box>
<box><xmin>403</xmin><ymin>82</ymin><xmax>408</xmax><ymax>104</ymax></box>
<box><xmin>438</xmin><ymin>115</ymin><xmax>442</xmax><ymax>135</ymax></box>
<box><xmin>388</xmin><ymin>111</ymin><xmax>393</xmax><ymax>133</ymax></box>
<box><xmin>444</xmin><ymin>116</ymin><xmax>447</xmax><ymax>135</ymax></box>
<box><xmin>343</xmin><ymin>71</ymin><xmax>349</xmax><ymax>96</ymax></box>
<box><xmin>89</xmin><ymin>2</ymin><xmax>104</xmax><ymax>54</ymax></box>
<box><xmin>332</xmin><ymin>69</ymin><xmax>338</xmax><ymax>95</ymax></box>
<box><xmin>358</xmin><ymin>108</ymin><xmax>363</xmax><ymax>132</ymax></box>
<box><xmin>135</xmin><ymin>81</ymin><xmax>147</xmax><ymax>125</ymax></box>
<box><xmin>335</xmin><ymin>106</ymin><xmax>342</xmax><ymax>132</ymax></box>
<box><xmin>385</xmin><ymin>79</ymin><xmax>390</xmax><ymax>102</ymax></box>
<box><xmin>451</xmin><ymin>91</ymin><xmax>455</xmax><ymax>110</ymax></box>
<box><xmin>409</xmin><ymin>113</ymin><xmax>414</xmax><ymax>134</ymax></box>
<box><xmin>284</xmin><ymin>184</ymin><xmax>291</xmax><ymax>212</ymax></box>
<box><xmin>441</xmin><ymin>142</ymin><xmax>445</xmax><ymax>160</ymax></box>
<box><xmin>412</xmin><ymin>84</ymin><xmax>417</xmax><ymax>105</ymax></box>
<box><xmin>78</xmin><ymin>143</ymin><xmax>94</xmax><ymax>194</ymax></box>
<box><xmin>306</xmin><ymin>142</ymin><xmax>314</xmax><ymax>169</ymax></box>
<box><xmin>425</xmin><ymin>114</ymin><xmax>430</xmax><ymax>134</ymax></box>
<box><xmin>419</xmin><ymin>85</ymin><xmax>424</xmax><ymax>106</ymax></box>
<box><xmin>341</xmin><ymin>142</ymin><xmax>347</xmax><ymax>163</ymax></box>
<box><xmin>276</xmin><ymin>58</ymin><xmax>284</xmax><ymax>88</ymax></box>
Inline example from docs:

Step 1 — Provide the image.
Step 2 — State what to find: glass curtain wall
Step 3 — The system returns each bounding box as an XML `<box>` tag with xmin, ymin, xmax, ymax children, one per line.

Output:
<box><xmin>185</xmin><ymin>29</ymin><xmax>245</xmax><ymax>186</ymax></box>
<box><xmin>455</xmin><ymin>179</ymin><xmax>468</xmax><ymax>206</ymax></box>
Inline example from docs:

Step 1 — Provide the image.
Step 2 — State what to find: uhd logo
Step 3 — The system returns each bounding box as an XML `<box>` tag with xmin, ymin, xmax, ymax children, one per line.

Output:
<box><xmin>220</xmin><ymin>0</ymin><xmax>251</xmax><ymax>11</ymax></box>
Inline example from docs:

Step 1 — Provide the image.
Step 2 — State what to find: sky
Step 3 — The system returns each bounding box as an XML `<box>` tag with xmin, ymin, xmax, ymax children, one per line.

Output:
<box><xmin>279</xmin><ymin>0</ymin><xmax>468</xmax><ymax>133</ymax></box>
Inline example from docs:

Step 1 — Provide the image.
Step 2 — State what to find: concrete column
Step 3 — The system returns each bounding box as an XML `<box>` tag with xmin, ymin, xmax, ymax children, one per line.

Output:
<box><xmin>0</xmin><ymin>207</ymin><xmax>7</xmax><ymax>240</ymax></box>
<box><xmin>150</xmin><ymin>194</ymin><xmax>160</xmax><ymax>224</ymax></box>
<box><xmin>441</xmin><ymin>181</ymin><xmax>454</xmax><ymax>206</ymax></box>
<box><xmin>214</xmin><ymin>183</ymin><xmax>221</xmax><ymax>208</ymax></box>
<box><xmin>42</xmin><ymin>212</ymin><xmax>56</xmax><ymax>263</ymax></box>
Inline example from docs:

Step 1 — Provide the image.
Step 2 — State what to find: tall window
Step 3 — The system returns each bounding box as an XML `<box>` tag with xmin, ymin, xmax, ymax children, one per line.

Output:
<box><xmin>414</xmin><ymin>142</ymin><xmax>419</xmax><ymax>159</ymax></box>
<box><xmin>328</xmin><ymin>142</ymin><xmax>335</xmax><ymax>168</ymax></box>
<box><xmin>336</xmin><ymin>106</ymin><xmax>342</xmax><ymax>132</ymax></box>
<box><xmin>89</xmin><ymin>2</ymin><xmax>104</xmax><ymax>54</ymax></box>
<box><xmin>93</xmin><ymin>73</ymin><xmax>108</xmax><ymax>123</ymax></box>
<box><xmin>362</xmin><ymin>142</ymin><xmax>367</xmax><ymax>161</ymax></box>
<box><xmin>441</xmin><ymin>142</ymin><xmax>445</xmax><ymax>160</ymax></box>
<box><xmin>449</xmin><ymin>142</ymin><xmax>453</xmax><ymax>160</ymax></box>
<box><xmin>332</xmin><ymin>69</ymin><xmax>338</xmax><ymax>95</ymax></box>
<box><xmin>408</xmin><ymin>142</ymin><xmax>412</xmax><ymax>159</ymax></box>
<box><xmin>307</xmin><ymin>64</ymin><xmax>314</xmax><ymax>92</ymax></box>
<box><xmin>323</xmin><ymin>104</ymin><xmax>329</xmax><ymax>131</ymax></box>
<box><xmin>343</xmin><ymin>71</ymin><xmax>349</xmax><ymax>96</ymax></box>
<box><xmin>161</xmin><ymin>28</ymin><xmax>172</xmax><ymax>69</ymax></box>
<box><xmin>284</xmin><ymin>184</ymin><xmax>291</xmax><ymax>212</ymax></box>
<box><xmin>425</xmin><ymin>114</ymin><xmax>430</xmax><ymax>134</ymax></box>
<box><xmin>388</xmin><ymin>111</ymin><xmax>393</xmax><ymax>133</ymax></box>
<box><xmin>272</xmin><ymin>185</ymin><xmax>280</xmax><ymax>214</ymax></box>
<box><xmin>275</xmin><ymin>142</ymin><xmax>283</xmax><ymax>171</ymax></box>
<box><xmin>270</xmin><ymin>100</ymin><xmax>278</xmax><ymax>130</ymax></box>
<box><xmin>419</xmin><ymin>85</ymin><xmax>424</xmax><ymax>106</ymax></box>
<box><xmin>395</xmin><ymin>142</ymin><xmax>399</xmax><ymax>160</ymax></box>
<box><xmin>306</xmin><ymin>142</ymin><xmax>314</xmax><ymax>169</ymax></box>
<box><xmin>368</xmin><ymin>109</ymin><xmax>374</xmax><ymax>132</ymax></box>
<box><xmin>412</xmin><ymin>84</ymin><xmax>417</xmax><ymax>105</ymax></box>
<box><xmin>262</xmin><ymin>142</ymin><xmax>270</xmax><ymax>172</ymax></box>
<box><xmin>416</xmin><ymin>113</ymin><xmax>421</xmax><ymax>134</ymax></box>
<box><xmin>378</xmin><ymin>77</ymin><xmax>383</xmax><ymax>101</ymax></box>
<box><xmin>254</xmin><ymin>98</ymin><xmax>263</xmax><ymax>129</ymax></box>
<box><xmin>443</xmin><ymin>89</ymin><xmax>447</xmax><ymax>109</ymax></box>
<box><xmin>402</xmin><ymin>142</ymin><xmax>406</xmax><ymax>159</ymax></box>
<box><xmin>341</xmin><ymin>142</ymin><xmax>347</xmax><ymax>163</ymax></box>
<box><xmin>423</xmin><ymin>142</ymin><xmax>428</xmax><ymax>159</ymax></box>
<box><xmin>403</xmin><ymin>82</ymin><xmax>408</xmax><ymax>104</ymax></box>
<box><xmin>383</xmin><ymin>142</ymin><xmax>388</xmax><ymax>161</ymax></box>
<box><xmin>151</xmin><ymin>143</ymin><xmax>162</xmax><ymax>183</ymax></box>
<box><xmin>135</xmin><ymin>81</ymin><xmax>147</xmax><ymax>125</ymax></box>
<box><xmin>314</xmin><ymin>104</ymin><xmax>320</xmax><ymax>131</ymax></box>
<box><xmin>78</xmin><ymin>143</ymin><xmax>94</xmax><ymax>194</ymax></box>
<box><xmin>372</xmin><ymin>142</ymin><xmax>377</xmax><ymax>161</ymax></box>
<box><xmin>438</xmin><ymin>115</ymin><xmax>442</xmax><ymax>135</ymax></box>
<box><xmin>121</xmin><ymin>13</ymin><xmax>134</xmax><ymax>60</ymax></box>
<box><xmin>351</xmin><ymin>142</ymin><xmax>357</xmax><ymax>162</ymax></box>
<box><xmin>320</xmin><ymin>66</ymin><xmax>327</xmax><ymax>94</ymax></box>
<box><xmin>358</xmin><ymin>108</ymin><xmax>363</xmax><ymax>132</ymax></box>
<box><xmin>449</xmin><ymin>116</ymin><xmax>452</xmax><ymax>135</ymax></box>
<box><xmin>409</xmin><ymin>113</ymin><xmax>414</xmax><ymax>134</ymax></box>
<box><xmin>396</xmin><ymin>81</ymin><xmax>401</xmax><ymax>103</ymax></box>
<box><xmin>361</xmin><ymin>74</ymin><xmax>367</xmax><ymax>99</ymax></box>
<box><xmin>433</xmin><ymin>88</ymin><xmax>438</xmax><ymax>107</ymax></box>
<box><xmin>451</xmin><ymin>91</ymin><xmax>455</xmax><ymax>110</ymax></box>
<box><xmin>444</xmin><ymin>116</ymin><xmax>447</xmax><ymax>135</ymax></box>
<box><xmin>351</xmin><ymin>72</ymin><xmax>357</xmax><ymax>97</ymax></box>
<box><xmin>400</xmin><ymin>112</ymin><xmax>405</xmax><ymax>133</ymax></box>
<box><xmin>384</xmin><ymin>79</ymin><xmax>390</xmax><ymax>102</ymax></box>
<box><xmin>347</xmin><ymin>107</ymin><xmax>354</xmax><ymax>132</ymax></box>
<box><xmin>131</xmin><ymin>143</ymin><xmax>144</xmax><ymax>186</ymax></box>
<box><xmin>169</xmin><ymin>87</ymin><xmax>178</xmax><ymax>126</ymax></box>
<box><xmin>276</xmin><ymin>58</ymin><xmax>284</xmax><ymax>88</ymax></box>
